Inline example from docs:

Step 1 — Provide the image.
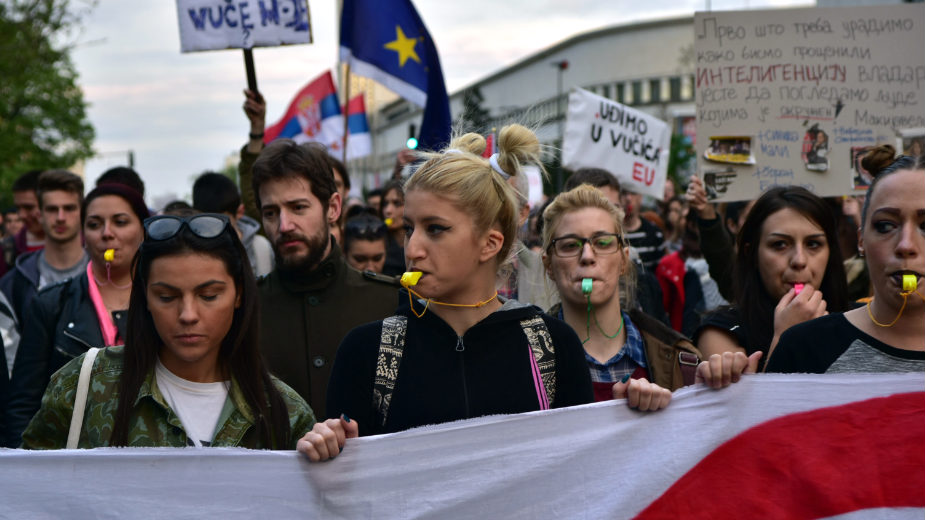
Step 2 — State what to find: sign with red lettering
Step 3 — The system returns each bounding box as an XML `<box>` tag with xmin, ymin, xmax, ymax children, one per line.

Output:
<box><xmin>562</xmin><ymin>88</ymin><xmax>670</xmax><ymax>200</ymax></box>
<box><xmin>694</xmin><ymin>4</ymin><xmax>925</xmax><ymax>201</ymax></box>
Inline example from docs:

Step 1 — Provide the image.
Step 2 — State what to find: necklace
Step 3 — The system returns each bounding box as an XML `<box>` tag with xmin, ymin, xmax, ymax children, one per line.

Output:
<box><xmin>92</xmin><ymin>262</ymin><xmax>133</xmax><ymax>290</ymax></box>
<box><xmin>406</xmin><ymin>287</ymin><xmax>498</xmax><ymax>319</ymax></box>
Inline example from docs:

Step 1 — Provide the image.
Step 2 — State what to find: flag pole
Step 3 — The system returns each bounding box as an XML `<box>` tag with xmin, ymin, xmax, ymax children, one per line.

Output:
<box><xmin>342</xmin><ymin>64</ymin><xmax>351</xmax><ymax>163</ymax></box>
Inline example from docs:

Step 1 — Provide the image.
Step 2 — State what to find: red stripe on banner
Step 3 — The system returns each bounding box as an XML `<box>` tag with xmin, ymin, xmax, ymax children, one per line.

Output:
<box><xmin>636</xmin><ymin>392</ymin><xmax>925</xmax><ymax>520</ymax></box>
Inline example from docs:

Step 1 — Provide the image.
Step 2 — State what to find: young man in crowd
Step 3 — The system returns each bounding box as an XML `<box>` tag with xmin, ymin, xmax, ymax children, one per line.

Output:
<box><xmin>192</xmin><ymin>172</ymin><xmax>274</xmax><ymax>278</ymax></box>
<box><xmin>249</xmin><ymin>138</ymin><xmax>397</xmax><ymax>417</ymax></box>
<box><xmin>620</xmin><ymin>188</ymin><xmax>667</xmax><ymax>273</ymax></box>
<box><xmin>0</xmin><ymin>171</ymin><xmax>89</xmax><ymax>366</ymax></box>
<box><xmin>1</xmin><ymin>171</ymin><xmax>47</xmax><ymax>277</ymax></box>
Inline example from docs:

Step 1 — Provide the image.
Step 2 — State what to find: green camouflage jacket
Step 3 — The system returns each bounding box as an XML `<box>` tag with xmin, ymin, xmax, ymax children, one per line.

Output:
<box><xmin>21</xmin><ymin>346</ymin><xmax>316</xmax><ymax>450</ymax></box>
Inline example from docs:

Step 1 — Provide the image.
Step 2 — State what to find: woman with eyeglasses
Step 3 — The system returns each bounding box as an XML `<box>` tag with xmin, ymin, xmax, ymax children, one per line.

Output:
<box><xmin>542</xmin><ymin>185</ymin><xmax>701</xmax><ymax>406</ymax></box>
<box><xmin>5</xmin><ymin>184</ymin><xmax>150</xmax><ymax>447</ymax></box>
<box><xmin>21</xmin><ymin>213</ymin><xmax>333</xmax><ymax>450</ymax></box>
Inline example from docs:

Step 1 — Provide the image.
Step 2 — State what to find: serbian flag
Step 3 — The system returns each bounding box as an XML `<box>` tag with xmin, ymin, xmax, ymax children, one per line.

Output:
<box><xmin>264</xmin><ymin>70</ymin><xmax>345</xmax><ymax>153</ymax></box>
<box><xmin>344</xmin><ymin>94</ymin><xmax>371</xmax><ymax>161</ymax></box>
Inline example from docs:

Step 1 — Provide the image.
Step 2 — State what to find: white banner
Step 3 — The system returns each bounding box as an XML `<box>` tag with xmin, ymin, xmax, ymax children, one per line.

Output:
<box><xmin>1</xmin><ymin>373</ymin><xmax>923</xmax><ymax>519</ymax></box>
<box><xmin>176</xmin><ymin>0</ymin><xmax>312</xmax><ymax>53</ymax></box>
<box><xmin>562</xmin><ymin>88</ymin><xmax>671</xmax><ymax>200</ymax></box>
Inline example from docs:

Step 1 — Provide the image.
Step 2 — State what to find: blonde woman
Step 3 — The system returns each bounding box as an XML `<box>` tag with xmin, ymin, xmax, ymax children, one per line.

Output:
<box><xmin>542</xmin><ymin>185</ymin><xmax>701</xmax><ymax>405</ymax></box>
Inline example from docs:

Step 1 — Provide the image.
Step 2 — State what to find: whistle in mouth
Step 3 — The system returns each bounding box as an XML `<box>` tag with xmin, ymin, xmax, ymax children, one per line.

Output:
<box><xmin>581</xmin><ymin>278</ymin><xmax>593</xmax><ymax>295</ymax></box>
<box><xmin>902</xmin><ymin>274</ymin><xmax>917</xmax><ymax>292</ymax></box>
<box><xmin>384</xmin><ymin>218</ymin><xmax>394</xmax><ymax>227</ymax></box>
<box><xmin>400</xmin><ymin>271</ymin><xmax>423</xmax><ymax>288</ymax></box>
<box><xmin>104</xmin><ymin>249</ymin><xmax>115</xmax><ymax>263</ymax></box>
<box><xmin>793</xmin><ymin>283</ymin><xmax>804</xmax><ymax>295</ymax></box>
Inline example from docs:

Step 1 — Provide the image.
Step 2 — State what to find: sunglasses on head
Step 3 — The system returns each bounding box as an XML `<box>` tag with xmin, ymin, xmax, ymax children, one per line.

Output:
<box><xmin>144</xmin><ymin>214</ymin><xmax>232</xmax><ymax>241</ymax></box>
<box><xmin>344</xmin><ymin>218</ymin><xmax>387</xmax><ymax>238</ymax></box>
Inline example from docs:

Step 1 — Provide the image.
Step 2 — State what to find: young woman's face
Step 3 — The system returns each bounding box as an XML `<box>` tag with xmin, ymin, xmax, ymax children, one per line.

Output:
<box><xmin>756</xmin><ymin>207</ymin><xmax>829</xmax><ymax>300</ymax></box>
<box><xmin>382</xmin><ymin>188</ymin><xmax>405</xmax><ymax>231</ymax></box>
<box><xmin>83</xmin><ymin>195</ymin><xmax>144</xmax><ymax>269</ymax></box>
<box><xmin>667</xmin><ymin>200</ymin><xmax>686</xmax><ymax>229</ymax></box>
<box><xmin>403</xmin><ymin>190</ymin><xmax>498</xmax><ymax>302</ymax></box>
<box><xmin>544</xmin><ymin>207</ymin><xmax>628</xmax><ymax>307</ymax></box>
<box><xmin>147</xmin><ymin>253</ymin><xmax>240</xmax><ymax>381</ymax></box>
<box><xmin>860</xmin><ymin>168</ymin><xmax>925</xmax><ymax>304</ymax></box>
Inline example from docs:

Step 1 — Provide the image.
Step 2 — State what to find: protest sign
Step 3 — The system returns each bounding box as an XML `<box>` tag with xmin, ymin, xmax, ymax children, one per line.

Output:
<box><xmin>176</xmin><ymin>0</ymin><xmax>312</xmax><ymax>52</ymax></box>
<box><xmin>694</xmin><ymin>4</ymin><xmax>925</xmax><ymax>201</ymax></box>
<box><xmin>562</xmin><ymin>88</ymin><xmax>671</xmax><ymax>200</ymax></box>
<box><xmin>3</xmin><ymin>373</ymin><xmax>922</xmax><ymax>518</ymax></box>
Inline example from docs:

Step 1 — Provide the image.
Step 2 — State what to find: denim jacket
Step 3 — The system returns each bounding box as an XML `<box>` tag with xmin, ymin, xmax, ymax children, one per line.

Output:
<box><xmin>22</xmin><ymin>346</ymin><xmax>316</xmax><ymax>450</ymax></box>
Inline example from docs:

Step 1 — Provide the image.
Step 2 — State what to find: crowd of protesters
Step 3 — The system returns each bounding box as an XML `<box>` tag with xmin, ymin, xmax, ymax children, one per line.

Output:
<box><xmin>0</xmin><ymin>89</ymin><xmax>921</xmax><ymax>461</ymax></box>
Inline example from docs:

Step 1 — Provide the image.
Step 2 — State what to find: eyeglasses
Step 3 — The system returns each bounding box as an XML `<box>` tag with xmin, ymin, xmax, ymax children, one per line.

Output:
<box><xmin>144</xmin><ymin>214</ymin><xmax>231</xmax><ymax>241</ymax></box>
<box><xmin>549</xmin><ymin>233</ymin><xmax>622</xmax><ymax>257</ymax></box>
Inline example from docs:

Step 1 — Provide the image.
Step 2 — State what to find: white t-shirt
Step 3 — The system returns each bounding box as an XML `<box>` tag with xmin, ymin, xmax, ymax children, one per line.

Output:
<box><xmin>155</xmin><ymin>360</ymin><xmax>230</xmax><ymax>447</ymax></box>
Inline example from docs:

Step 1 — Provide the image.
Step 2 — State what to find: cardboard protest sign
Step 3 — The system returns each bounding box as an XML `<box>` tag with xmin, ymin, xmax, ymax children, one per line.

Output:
<box><xmin>563</xmin><ymin>88</ymin><xmax>670</xmax><ymax>200</ymax></box>
<box><xmin>694</xmin><ymin>4</ymin><xmax>925</xmax><ymax>201</ymax></box>
<box><xmin>176</xmin><ymin>0</ymin><xmax>312</xmax><ymax>52</ymax></box>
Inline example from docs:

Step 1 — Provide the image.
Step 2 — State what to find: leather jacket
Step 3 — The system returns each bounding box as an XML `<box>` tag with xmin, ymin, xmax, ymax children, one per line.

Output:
<box><xmin>3</xmin><ymin>273</ymin><xmax>122</xmax><ymax>447</ymax></box>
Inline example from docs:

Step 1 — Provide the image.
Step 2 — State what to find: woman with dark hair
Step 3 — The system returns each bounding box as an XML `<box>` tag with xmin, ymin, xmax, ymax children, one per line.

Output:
<box><xmin>379</xmin><ymin>179</ymin><xmax>406</xmax><ymax>276</ymax></box>
<box><xmin>694</xmin><ymin>186</ymin><xmax>850</xmax><ymax>386</ymax></box>
<box><xmin>21</xmin><ymin>214</ymin><xmax>329</xmax><ymax>449</ymax></box>
<box><xmin>767</xmin><ymin>156</ymin><xmax>924</xmax><ymax>374</ymax></box>
<box><xmin>4</xmin><ymin>184</ymin><xmax>150</xmax><ymax>446</ymax></box>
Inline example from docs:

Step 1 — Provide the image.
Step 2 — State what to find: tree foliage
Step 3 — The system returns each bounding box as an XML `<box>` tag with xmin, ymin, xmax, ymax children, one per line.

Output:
<box><xmin>0</xmin><ymin>0</ymin><xmax>95</xmax><ymax>205</ymax></box>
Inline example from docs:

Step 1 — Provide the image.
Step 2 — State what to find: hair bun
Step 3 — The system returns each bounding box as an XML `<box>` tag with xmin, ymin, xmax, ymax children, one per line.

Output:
<box><xmin>448</xmin><ymin>133</ymin><xmax>487</xmax><ymax>156</ymax></box>
<box><xmin>861</xmin><ymin>144</ymin><xmax>897</xmax><ymax>177</ymax></box>
<box><xmin>496</xmin><ymin>124</ymin><xmax>540</xmax><ymax>178</ymax></box>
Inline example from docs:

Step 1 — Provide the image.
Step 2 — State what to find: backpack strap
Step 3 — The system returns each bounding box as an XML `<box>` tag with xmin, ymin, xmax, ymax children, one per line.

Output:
<box><xmin>67</xmin><ymin>347</ymin><xmax>100</xmax><ymax>449</ymax></box>
<box><xmin>678</xmin><ymin>351</ymin><xmax>699</xmax><ymax>387</ymax></box>
<box><xmin>520</xmin><ymin>316</ymin><xmax>556</xmax><ymax>408</ymax></box>
<box><xmin>373</xmin><ymin>315</ymin><xmax>408</xmax><ymax>427</ymax></box>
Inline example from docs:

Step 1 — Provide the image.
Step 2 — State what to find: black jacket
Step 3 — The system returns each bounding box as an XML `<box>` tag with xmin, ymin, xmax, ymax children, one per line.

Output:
<box><xmin>258</xmin><ymin>242</ymin><xmax>398</xmax><ymax>418</ymax></box>
<box><xmin>3</xmin><ymin>273</ymin><xmax>125</xmax><ymax>447</ymax></box>
<box><xmin>0</xmin><ymin>249</ymin><xmax>41</xmax><ymax>326</ymax></box>
<box><xmin>327</xmin><ymin>295</ymin><xmax>594</xmax><ymax>436</ymax></box>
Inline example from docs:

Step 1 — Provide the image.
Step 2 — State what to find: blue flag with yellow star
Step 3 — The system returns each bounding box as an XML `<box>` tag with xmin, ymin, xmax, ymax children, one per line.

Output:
<box><xmin>340</xmin><ymin>0</ymin><xmax>451</xmax><ymax>151</ymax></box>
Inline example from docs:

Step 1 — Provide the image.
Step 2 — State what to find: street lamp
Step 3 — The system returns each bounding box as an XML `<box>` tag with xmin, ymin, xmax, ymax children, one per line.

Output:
<box><xmin>551</xmin><ymin>59</ymin><xmax>568</xmax><ymax>191</ymax></box>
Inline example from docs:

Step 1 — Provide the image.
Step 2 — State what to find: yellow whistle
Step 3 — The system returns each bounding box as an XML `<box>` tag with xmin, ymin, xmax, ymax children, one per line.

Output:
<box><xmin>384</xmin><ymin>218</ymin><xmax>393</xmax><ymax>227</ymax></box>
<box><xmin>902</xmin><ymin>274</ymin><xmax>917</xmax><ymax>292</ymax></box>
<box><xmin>104</xmin><ymin>249</ymin><xmax>115</xmax><ymax>262</ymax></box>
<box><xmin>400</xmin><ymin>271</ymin><xmax>422</xmax><ymax>288</ymax></box>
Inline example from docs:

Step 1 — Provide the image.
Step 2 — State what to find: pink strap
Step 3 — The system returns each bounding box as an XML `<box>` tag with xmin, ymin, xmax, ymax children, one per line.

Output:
<box><xmin>86</xmin><ymin>261</ymin><xmax>119</xmax><ymax>347</ymax></box>
<box><xmin>528</xmin><ymin>346</ymin><xmax>549</xmax><ymax>410</ymax></box>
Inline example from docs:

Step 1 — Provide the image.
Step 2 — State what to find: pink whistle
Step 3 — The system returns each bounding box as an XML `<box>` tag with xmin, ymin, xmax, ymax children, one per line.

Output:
<box><xmin>793</xmin><ymin>283</ymin><xmax>804</xmax><ymax>295</ymax></box>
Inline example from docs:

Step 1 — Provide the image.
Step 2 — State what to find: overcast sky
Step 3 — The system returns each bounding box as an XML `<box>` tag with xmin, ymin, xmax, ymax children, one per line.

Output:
<box><xmin>71</xmin><ymin>0</ymin><xmax>811</xmax><ymax>206</ymax></box>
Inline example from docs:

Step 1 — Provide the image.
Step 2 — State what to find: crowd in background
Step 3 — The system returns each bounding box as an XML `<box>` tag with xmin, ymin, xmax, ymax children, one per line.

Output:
<box><xmin>0</xmin><ymin>89</ymin><xmax>921</xmax><ymax>461</ymax></box>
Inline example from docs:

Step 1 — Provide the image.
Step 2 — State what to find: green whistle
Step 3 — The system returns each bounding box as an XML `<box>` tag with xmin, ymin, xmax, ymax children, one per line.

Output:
<box><xmin>582</xmin><ymin>278</ymin><xmax>593</xmax><ymax>295</ymax></box>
